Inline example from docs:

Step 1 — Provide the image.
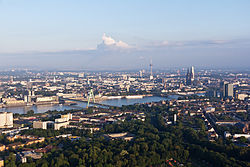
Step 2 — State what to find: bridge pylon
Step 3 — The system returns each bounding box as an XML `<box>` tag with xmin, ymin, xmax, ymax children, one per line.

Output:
<box><xmin>87</xmin><ymin>89</ymin><xmax>95</xmax><ymax>108</ymax></box>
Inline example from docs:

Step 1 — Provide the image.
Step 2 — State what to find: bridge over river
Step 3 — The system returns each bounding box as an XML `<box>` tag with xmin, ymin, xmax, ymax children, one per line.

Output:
<box><xmin>61</xmin><ymin>98</ymin><xmax>112</xmax><ymax>108</ymax></box>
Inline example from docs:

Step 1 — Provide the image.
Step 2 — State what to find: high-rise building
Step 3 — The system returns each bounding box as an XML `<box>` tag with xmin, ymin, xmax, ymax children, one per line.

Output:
<box><xmin>186</xmin><ymin>66</ymin><xmax>195</xmax><ymax>85</ymax></box>
<box><xmin>224</xmin><ymin>83</ymin><xmax>234</xmax><ymax>98</ymax></box>
<box><xmin>220</xmin><ymin>81</ymin><xmax>228</xmax><ymax>97</ymax></box>
<box><xmin>220</xmin><ymin>82</ymin><xmax>234</xmax><ymax>98</ymax></box>
<box><xmin>186</xmin><ymin>68</ymin><xmax>190</xmax><ymax>85</ymax></box>
<box><xmin>0</xmin><ymin>112</ymin><xmax>13</xmax><ymax>128</ymax></box>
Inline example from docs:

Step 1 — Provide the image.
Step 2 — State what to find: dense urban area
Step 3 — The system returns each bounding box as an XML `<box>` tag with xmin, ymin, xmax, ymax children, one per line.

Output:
<box><xmin>0</xmin><ymin>67</ymin><xmax>249</xmax><ymax>167</ymax></box>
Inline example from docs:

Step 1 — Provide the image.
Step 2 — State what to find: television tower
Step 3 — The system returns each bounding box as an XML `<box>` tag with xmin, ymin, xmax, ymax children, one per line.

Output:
<box><xmin>149</xmin><ymin>59</ymin><xmax>153</xmax><ymax>80</ymax></box>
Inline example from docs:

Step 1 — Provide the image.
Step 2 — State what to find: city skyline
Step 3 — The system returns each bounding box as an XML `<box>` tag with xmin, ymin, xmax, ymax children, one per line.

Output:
<box><xmin>0</xmin><ymin>1</ymin><xmax>249</xmax><ymax>166</ymax></box>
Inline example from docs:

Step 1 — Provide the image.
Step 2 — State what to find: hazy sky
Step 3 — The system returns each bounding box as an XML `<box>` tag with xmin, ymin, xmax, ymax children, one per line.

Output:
<box><xmin>0</xmin><ymin>0</ymin><xmax>250</xmax><ymax>70</ymax></box>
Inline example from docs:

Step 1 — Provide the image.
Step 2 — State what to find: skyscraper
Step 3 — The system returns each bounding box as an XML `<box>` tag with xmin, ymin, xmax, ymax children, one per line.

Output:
<box><xmin>224</xmin><ymin>83</ymin><xmax>234</xmax><ymax>98</ymax></box>
<box><xmin>220</xmin><ymin>82</ymin><xmax>234</xmax><ymax>98</ymax></box>
<box><xmin>186</xmin><ymin>66</ymin><xmax>195</xmax><ymax>85</ymax></box>
<box><xmin>220</xmin><ymin>81</ymin><xmax>228</xmax><ymax>97</ymax></box>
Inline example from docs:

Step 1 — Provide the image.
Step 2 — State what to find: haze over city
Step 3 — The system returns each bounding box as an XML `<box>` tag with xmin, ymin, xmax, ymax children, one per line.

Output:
<box><xmin>0</xmin><ymin>1</ymin><xmax>250</xmax><ymax>167</ymax></box>
<box><xmin>0</xmin><ymin>0</ymin><xmax>250</xmax><ymax>70</ymax></box>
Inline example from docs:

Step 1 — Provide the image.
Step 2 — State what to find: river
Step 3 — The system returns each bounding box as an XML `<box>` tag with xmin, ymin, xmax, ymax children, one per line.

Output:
<box><xmin>0</xmin><ymin>95</ymin><xmax>179</xmax><ymax>114</ymax></box>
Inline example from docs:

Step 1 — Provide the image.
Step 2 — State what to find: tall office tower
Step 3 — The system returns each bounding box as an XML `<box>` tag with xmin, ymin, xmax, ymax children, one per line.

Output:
<box><xmin>224</xmin><ymin>83</ymin><xmax>234</xmax><ymax>98</ymax></box>
<box><xmin>149</xmin><ymin>59</ymin><xmax>153</xmax><ymax>80</ymax></box>
<box><xmin>186</xmin><ymin>66</ymin><xmax>195</xmax><ymax>85</ymax></box>
<box><xmin>186</xmin><ymin>68</ymin><xmax>190</xmax><ymax>85</ymax></box>
<box><xmin>0</xmin><ymin>112</ymin><xmax>13</xmax><ymax>128</ymax></box>
<box><xmin>220</xmin><ymin>81</ymin><xmax>228</xmax><ymax>97</ymax></box>
<box><xmin>220</xmin><ymin>81</ymin><xmax>234</xmax><ymax>98</ymax></box>
<box><xmin>190</xmin><ymin>66</ymin><xmax>195</xmax><ymax>82</ymax></box>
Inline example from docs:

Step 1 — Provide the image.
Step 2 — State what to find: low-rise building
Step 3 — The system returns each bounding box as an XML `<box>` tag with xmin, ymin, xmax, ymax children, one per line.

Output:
<box><xmin>61</xmin><ymin>113</ymin><xmax>72</xmax><ymax>121</ymax></box>
<box><xmin>54</xmin><ymin>121</ymin><xmax>69</xmax><ymax>130</ymax></box>
<box><xmin>0</xmin><ymin>144</ymin><xmax>5</xmax><ymax>152</ymax></box>
<box><xmin>33</xmin><ymin>121</ymin><xmax>47</xmax><ymax>129</ymax></box>
<box><xmin>6</xmin><ymin>142</ymin><xmax>25</xmax><ymax>150</ymax></box>
<box><xmin>0</xmin><ymin>158</ymin><xmax>4</xmax><ymax>167</ymax></box>
<box><xmin>0</xmin><ymin>112</ymin><xmax>13</xmax><ymax>128</ymax></box>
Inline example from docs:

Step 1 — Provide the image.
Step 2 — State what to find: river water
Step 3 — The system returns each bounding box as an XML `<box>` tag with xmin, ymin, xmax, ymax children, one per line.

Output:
<box><xmin>0</xmin><ymin>95</ymin><xmax>179</xmax><ymax>114</ymax></box>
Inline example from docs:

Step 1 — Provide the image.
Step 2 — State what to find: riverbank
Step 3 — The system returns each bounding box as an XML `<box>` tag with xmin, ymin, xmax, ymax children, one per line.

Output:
<box><xmin>0</xmin><ymin>95</ymin><xmax>180</xmax><ymax>114</ymax></box>
<box><xmin>102</xmin><ymin>94</ymin><xmax>153</xmax><ymax>100</ymax></box>
<box><xmin>0</xmin><ymin>101</ymin><xmax>60</xmax><ymax>109</ymax></box>
<box><xmin>67</xmin><ymin>94</ymin><xmax>155</xmax><ymax>102</ymax></box>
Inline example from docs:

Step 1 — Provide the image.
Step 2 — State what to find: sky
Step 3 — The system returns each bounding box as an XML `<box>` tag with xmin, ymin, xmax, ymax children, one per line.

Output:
<box><xmin>0</xmin><ymin>0</ymin><xmax>250</xmax><ymax>70</ymax></box>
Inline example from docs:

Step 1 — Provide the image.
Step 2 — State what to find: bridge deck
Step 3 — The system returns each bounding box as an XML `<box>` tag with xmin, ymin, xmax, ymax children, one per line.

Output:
<box><xmin>61</xmin><ymin>98</ymin><xmax>112</xmax><ymax>107</ymax></box>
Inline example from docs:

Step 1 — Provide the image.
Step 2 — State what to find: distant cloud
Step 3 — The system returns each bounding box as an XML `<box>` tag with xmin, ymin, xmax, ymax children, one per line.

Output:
<box><xmin>97</xmin><ymin>33</ymin><xmax>131</xmax><ymax>49</ymax></box>
<box><xmin>0</xmin><ymin>35</ymin><xmax>249</xmax><ymax>70</ymax></box>
<box><xmin>102</xmin><ymin>33</ymin><xmax>116</xmax><ymax>45</ymax></box>
<box><xmin>148</xmin><ymin>39</ymin><xmax>230</xmax><ymax>48</ymax></box>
